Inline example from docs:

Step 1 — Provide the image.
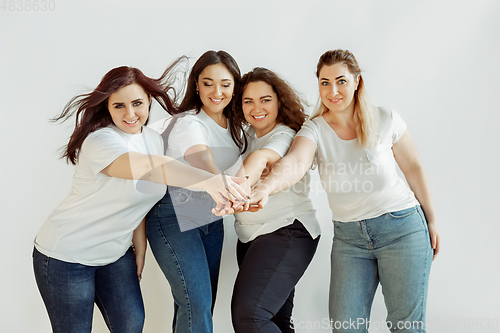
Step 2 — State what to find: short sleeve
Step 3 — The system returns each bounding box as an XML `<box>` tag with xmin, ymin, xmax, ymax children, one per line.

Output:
<box><xmin>80</xmin><ymin>128</ymin><xmax>130</xmax><ymax>176</ymax></box>
<box><xmin>170</xmin><ymin>115</ymin><xmax>209</xmax><ymax>157</ymax></box>
<box><xmin>262</xmin><ymin>127</ymin><xmax>295</xmax><ymax>157</ymax></box>
<box><xmin>391</xmin><ymin>110</ymin><xmax>407</xmax><ymax>144</ymax></box>
<box><xmin>296</xmin><ymin>119</ymin><xmax>320</xmax><ymax>147</ymax></box>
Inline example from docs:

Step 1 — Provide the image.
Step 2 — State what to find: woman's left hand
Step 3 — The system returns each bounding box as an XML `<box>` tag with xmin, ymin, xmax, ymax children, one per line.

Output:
<box><xmin>428</xmin><ymin>221</ymin><xmax>440</xmax><ymax>260</ymax></box>
<box><xmin>134</xmin><ymin>249</ymin><xmax>145</xmax><ymax>282</ymax></box>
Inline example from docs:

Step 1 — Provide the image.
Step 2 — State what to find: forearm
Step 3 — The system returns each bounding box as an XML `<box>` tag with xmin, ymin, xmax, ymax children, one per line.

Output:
<box><xmin>405</xmin><ymin>165</ymin><xmax>436</xmax><ymax>224</ymax></box>
<box><xmin>258</xmin><ymin>153</ymin><xmax>310</xmax><ymax>196</ymax></box>
<box><xmin>236</xmin><ymin>151</ymin><xmax>272</xmax><ymax>187</ymax></box>
<box><xmin>132</xmin><ymin>218</ymin><xmax>147</xmax><ymax>256</ymax></box>
<box><xmin>104</xmin><ymin>152</ymin><xmax>217</xmax><ymax>190</ymax></box>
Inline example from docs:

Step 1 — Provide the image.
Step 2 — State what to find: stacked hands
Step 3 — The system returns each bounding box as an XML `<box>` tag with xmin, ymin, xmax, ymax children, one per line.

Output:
<box><xmin>208</xmin><ymin>175</ymin><xmax>268</xmax><ymax>216</ymax></box>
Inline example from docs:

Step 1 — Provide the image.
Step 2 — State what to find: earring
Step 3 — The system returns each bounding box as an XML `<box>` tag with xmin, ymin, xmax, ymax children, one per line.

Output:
<box><xmin>196</xmin><ymin>91</ymin><xmax>199</xmax><ymax>94</ymax></box>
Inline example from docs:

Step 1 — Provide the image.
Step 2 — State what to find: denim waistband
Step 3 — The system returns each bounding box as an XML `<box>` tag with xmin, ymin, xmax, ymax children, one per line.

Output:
<box><xmin>166</xmin><ymin>185</ymin><xmax>213</xmax><ymax>199</ymax></box>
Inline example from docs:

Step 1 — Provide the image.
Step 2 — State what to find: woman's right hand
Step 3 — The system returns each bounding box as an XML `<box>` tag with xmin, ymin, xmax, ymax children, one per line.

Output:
<box><xmin>248</xmin><ymin>185</ymin><xmax>270</xmax><ymax>212</ymax></box>
<box><xmin>202</xmin><ymin>175</ymin><xmax>249</xmax><ymax>213</ymax></box>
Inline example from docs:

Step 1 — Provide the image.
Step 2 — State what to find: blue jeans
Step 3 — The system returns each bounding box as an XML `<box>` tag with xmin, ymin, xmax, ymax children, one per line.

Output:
<box><xmin>231</xmin><ymin>220</ymin><xmax>319</xmax><ymax>333</ymax></box>
<box><xmin>146</xmin><ymin>186</ymin><xmax>223</xmax><ymax>333</ymax></box>
<box><xmin>330</xmin><ymin>206</ymin><xmax>432</xmax><ymax>333</ymax></box>
<box><xmin>33</xmin><ymin>247</ymin><xmax>144</xmax><ymax>333</ymax></box>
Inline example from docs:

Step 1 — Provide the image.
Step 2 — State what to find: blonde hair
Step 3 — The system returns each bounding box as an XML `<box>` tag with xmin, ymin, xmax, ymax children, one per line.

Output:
<box><xmin>312</xmin><ymin>49</ymin><xmax>378</xmax><ymax>148</ymax></box>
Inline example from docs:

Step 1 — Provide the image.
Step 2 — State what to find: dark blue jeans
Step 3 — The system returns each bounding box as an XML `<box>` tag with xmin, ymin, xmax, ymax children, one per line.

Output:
<box><xmin>33</xmin><ymin>247</ymin><xmax>144</xmax><ymax>333</ymax></box>
<box><xmin>146</xmin><ymin>186</ymin><xmax>224</xmax><ymax>333</ymax></box>
<box><xmin>231</xmin><ymin>220</ymin><xmax>319</xmax><ymax>333</ymax></box>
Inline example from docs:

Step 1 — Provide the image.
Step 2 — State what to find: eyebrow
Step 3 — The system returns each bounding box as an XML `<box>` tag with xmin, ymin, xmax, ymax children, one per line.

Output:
<box><xmin>201</xmin><ymin>77</ymin><xmax>233</xmax><ymax>81</ymax></box>
<box><xmin>111</xmin><ymin>98</ymin><xmax>143</xmax><ymax>106</ymax></box>
<box><xmin>320</xmin><ymin>75</ymin><xmax>346</xmax><ymax>81</ymax></box>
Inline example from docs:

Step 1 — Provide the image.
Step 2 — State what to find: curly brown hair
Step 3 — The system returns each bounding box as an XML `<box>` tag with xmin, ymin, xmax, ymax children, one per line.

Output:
<box><xmin>234</xmin><ymin>67</ymin><xmax>307</xmax><ymax>143</ymax></box>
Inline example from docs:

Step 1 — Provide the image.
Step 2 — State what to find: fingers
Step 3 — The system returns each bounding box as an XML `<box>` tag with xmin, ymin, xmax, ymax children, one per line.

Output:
<box><xmin>432</xmin><ymin>234</ymin><xmax>440</xmax><ymax>260</ymax></box>
<box><xmin>135</xmin><ymin>256</ymin><xmax>145</xmax><ymax>282</ymax></box>
<box><xmin>227</xmin><ymin>176</ymin><xmax>251</xmax><ymax>200</ymax></box>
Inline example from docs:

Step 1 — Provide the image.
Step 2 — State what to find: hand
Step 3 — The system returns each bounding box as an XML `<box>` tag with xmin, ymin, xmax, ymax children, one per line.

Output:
<box><xmin>427</xmin><ymin>221</ymin><xmax>440</xmax><ymax>260</ymax></box>
<box><xmin>204</xmin><ymin>175</ymin><xmax>249</xmax><ymax>213</ymax></box>
<box><xmin>249</xmin><ymin>185</ymin><xmax>270</xmax><ymax>210</ymax></box>
<box><xmin>212</xmin><ymin>201</ymin><xmax>235</xmax><ymax>216</ymax></box>
<box><xmin>134</xmin><ymin>249</ymin><xmax>145</xmax><ymax>282</ymax></box>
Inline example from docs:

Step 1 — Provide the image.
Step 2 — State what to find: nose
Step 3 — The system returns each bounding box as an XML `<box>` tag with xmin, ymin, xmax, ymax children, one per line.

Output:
<box><xmin>125</xmin><ymin>106</ymin><xmax>135</xmax><ymax>119</ymax></box>
<box><xmin>214</xmin><ymin>85</ymin><xmax>222</xmax><ymax>97</ymax></box>
<box><xmin>331</xmin><ymin>84</ymin><xmax>339</xmax><ymax>96</ymax></box>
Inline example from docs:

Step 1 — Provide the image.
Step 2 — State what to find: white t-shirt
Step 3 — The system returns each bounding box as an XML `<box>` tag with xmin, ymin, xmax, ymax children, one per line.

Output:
<box><xmin>235</xmin><ymin>124</ymin><xmax>321</xmax><ymax>243</ymax></box>
<box><xmin>34</xmin><ymin>125</ymin><xmax>166</xmax><ymax>266</ymax></box>
<box><xmin>165</xmin><ymin>108</ymin><xmax>242</xmax><ymax>177</ymax></box>
<box><xmin>296</xmin><ymin>107</ymin><xmax>418</xmax><ymax>222</ymax></box>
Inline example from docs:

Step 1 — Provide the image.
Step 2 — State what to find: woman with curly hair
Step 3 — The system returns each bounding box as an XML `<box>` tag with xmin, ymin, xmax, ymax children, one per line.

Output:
<box><xmin>230</xmin><ymin>67</ymin><xmax>321</xmax><ymax>333</ymax></box>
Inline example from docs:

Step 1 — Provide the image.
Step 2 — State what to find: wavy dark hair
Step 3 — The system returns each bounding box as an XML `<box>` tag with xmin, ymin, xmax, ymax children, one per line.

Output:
<box><xmin>234</xmin><ymin>67</ymin><xmax>307</xmax><ymax>137</ymax></box>
<box><xmin>53</xmin><ymin>60</ymin><xmax>184</xmax><ymax>164</ymax></box>
<box><xmin>177</xmin><ymin>50</ymin><xmax>245</xmax><ymax>151</ymax></box>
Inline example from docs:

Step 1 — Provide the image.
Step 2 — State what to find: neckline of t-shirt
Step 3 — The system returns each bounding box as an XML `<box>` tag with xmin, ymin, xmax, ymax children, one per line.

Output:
<box><xmin>109</xmin><ymin>124</ymin><xmax>145</xmax><ymax>139</ymax></box>
<box><xmin>252</xmin><ymin>123</ymin><xmax>287</xmax><ymax>140</ymax></box>
<box><xmin>199</xmin><ymin>108</ymin><xmax>229</xmax><ymax>131</ymax></box>
<box><xmin>318</xmin><ymin>116</ymin><xmax>357</xmax><ymax>143</ymax></box>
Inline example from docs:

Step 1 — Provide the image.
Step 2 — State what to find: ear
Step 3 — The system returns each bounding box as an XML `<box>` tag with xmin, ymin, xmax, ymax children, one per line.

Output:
<box><xmin>355</xmin><ymin>75</ymin><xmax>360</xmax><ymax>90</ymax></box>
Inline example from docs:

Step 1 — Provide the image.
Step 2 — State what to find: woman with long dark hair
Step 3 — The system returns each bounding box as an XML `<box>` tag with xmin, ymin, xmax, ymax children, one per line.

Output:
<box><xmin>33</xmin><ymin>64</ymin><xmax>247</xmax><ymax>333</ymax></box>
<box><xmin>230</xmin><ymin>68</ymin><xmax>321</xmax><ymax>333</ymax></box>
<box><xmin>146</xmin><ymin>50</ymin><xmax>246</xmax><ymax>333</ymax></box>
<box><xmin>250</xmin><ymin>49</ymin><xmax>440</xmax><ymax>332</ymax></box>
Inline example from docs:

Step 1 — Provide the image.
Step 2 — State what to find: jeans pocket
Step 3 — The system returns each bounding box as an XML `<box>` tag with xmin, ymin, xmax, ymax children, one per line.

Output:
<box><xmin>388</xmin><ymin>206</ymin><xmax>417</xmax><ymax>219</ymax></box>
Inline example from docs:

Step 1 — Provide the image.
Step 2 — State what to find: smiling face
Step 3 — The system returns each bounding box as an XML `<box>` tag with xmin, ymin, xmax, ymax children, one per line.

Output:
<box><xmin>196</xmin><ymin>63</ymin><xmax>235</xmax><ymax>117</ymax></box>
<box><xmin>318</xmin><ymin>62</ymin><xmax>359</xmax><ymax>115</ymax></box>
<box><xmin>242</xmin><ymin>81</ymin><xmax>279</xmax><ymax>137</ymax></box>
<box><xmin>107</xmin><ymin>83</ymin><xmax>150</xmax><ymax>134</ymax></box>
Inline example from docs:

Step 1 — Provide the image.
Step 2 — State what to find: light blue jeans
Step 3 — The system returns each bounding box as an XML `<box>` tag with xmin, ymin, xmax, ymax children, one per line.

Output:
<box><xmin>146</xmin><ymin>186</ymin><xmax>223</xmax><ymax>333</ymax></box>
<box><xmin>330</xmin><ymin>206</ymin><xmax>432</xmax><ymax>333</ymax></box>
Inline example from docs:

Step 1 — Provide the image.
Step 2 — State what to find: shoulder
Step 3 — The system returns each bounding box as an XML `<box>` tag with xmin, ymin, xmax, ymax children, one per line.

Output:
<box><xmin>84</xmin><ymin>126</ymin><xmax>122</xmax><ymax>146</ymax></box>
<box><xmin>376</xmin><ymin>106</ymin><xmax>405</xmax><ymax>124</ymax></box>
<box><xmin>374</xmin><ymin>106</ymin><xmax>407</xmax><ymax>143</ymax></box>
<box><xmin>270</xmin><ymin>123</ymin><xmax>296</xmax><ymax>137</ymax></box>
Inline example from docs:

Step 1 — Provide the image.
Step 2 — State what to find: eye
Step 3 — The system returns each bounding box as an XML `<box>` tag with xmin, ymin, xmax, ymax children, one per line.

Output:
<box><xmin>244</xmin><ymin>100</ymin><xmax>253</xmax><ymax>104</ymax></box>
<box><xmin>262</xmin><ymin>99</ymin><xmax>271</xmax><ymax>103</ymax></box>
<box><xmin>338</xmin><ymin>79</ymin><xmax>347</xmax><ymax>84</ymax></box>
<box><xmin>223</xmin><ymin>83</ymin><xmax>232</xmax><ymax>88</ymax></box>
<box><xmin>203</xmin><ymin>83</ymin><xmax>213</xmax><ymax>87</ymax></box>
<box><xmin>114</xmin><ymin>104</ymin><xmax>124</xmax><ymax>109</ymax></box>
<box><xmin>133</xmin><ymin>101</ymin><xmax>143</xmax><ymax>106</ymax></box>
<box><xmin>321</xmin><ymin>81</ymin><xmax>329</xmax><ymax>86</ymax></box>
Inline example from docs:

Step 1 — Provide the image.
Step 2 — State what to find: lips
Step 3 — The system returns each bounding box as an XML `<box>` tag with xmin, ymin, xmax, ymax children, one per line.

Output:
<box><xmin>210</xmin><ymin>97</ymin><xmax>223</xmax><ymax>105</ymax></box>
<box><xmin>252</xmin><ymin>114</ymin><xmax>267</xmax><ymax>121</ymax></box>
<box><xmin>328</xmin><ymin>98</ymin><xmax>342</xmax><ymax>104</ymax></box>
<box><xmin>124</xmin><ymin>119</ymin><xmax>139</xmax><ymax>125</ymax></box>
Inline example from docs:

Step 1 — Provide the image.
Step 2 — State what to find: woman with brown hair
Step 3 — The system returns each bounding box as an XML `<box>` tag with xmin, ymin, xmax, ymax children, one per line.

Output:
<box><xmin>146</xmin><ymin>50</ymin><xmax>246</xmax><ymax>333</ymax></box>
<box><xmin>33</xmin><ymin>64</ymin><xmax>247</xmax><ymax>333</ymax></box>
<box><xmin>250</xmin><ymin>50</ymin><xmax>440</xmax><ymax>332</ymax></box>
<box><xmin>230</xmin><ymin>67</ymin><xmax>321</xmax><ymax>333</ymax></box>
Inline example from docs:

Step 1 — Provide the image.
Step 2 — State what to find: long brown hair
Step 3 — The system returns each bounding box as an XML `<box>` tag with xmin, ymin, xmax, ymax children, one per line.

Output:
<box><xmin>53</xmin><ymin>60</ymin><xmax>183</xmax><ymax>165</ymax></box>
<box><xmin>177</xmin><ymin>50</ymin><xmax>245</xmax><ymax>151</ymax></box>
<box><xmin>313</xmin><ymin>49</ymin><xmax>378</xmax><ymax>147</ymax></box>
<box><xmin>235</xmin><ymin>67</ymin><xmax>307</xmax><ymax>152</ymax></box>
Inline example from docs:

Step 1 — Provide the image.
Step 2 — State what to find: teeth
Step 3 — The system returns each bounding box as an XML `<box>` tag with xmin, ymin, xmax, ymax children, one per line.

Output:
<box><xmin>211</xmin><ymin>98</ymin><xmax>222</xmax><ymax>102</ymax></box>
<box><xmin>253</xmin><ymin>115</ymin><xmax>266</xmax><ymax>119</ymax></box>
<box><xmin>125</xmin><ymin>119</ymin><xmax>138</xmax><ymax>124</ymax></box>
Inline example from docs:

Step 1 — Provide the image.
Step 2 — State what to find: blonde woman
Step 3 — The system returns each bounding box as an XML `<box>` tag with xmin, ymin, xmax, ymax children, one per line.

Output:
<box><xmin>250</xmin><ymin>49</ymin><xmax>440</xmax><ymax>332</ymax></box>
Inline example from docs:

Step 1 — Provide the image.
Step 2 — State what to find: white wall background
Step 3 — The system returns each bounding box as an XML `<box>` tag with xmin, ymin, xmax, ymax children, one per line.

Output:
<box><xmin>1</xmin><ymin>0</ymin><xmax>499</xmax><ymax>332</ymax></box>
